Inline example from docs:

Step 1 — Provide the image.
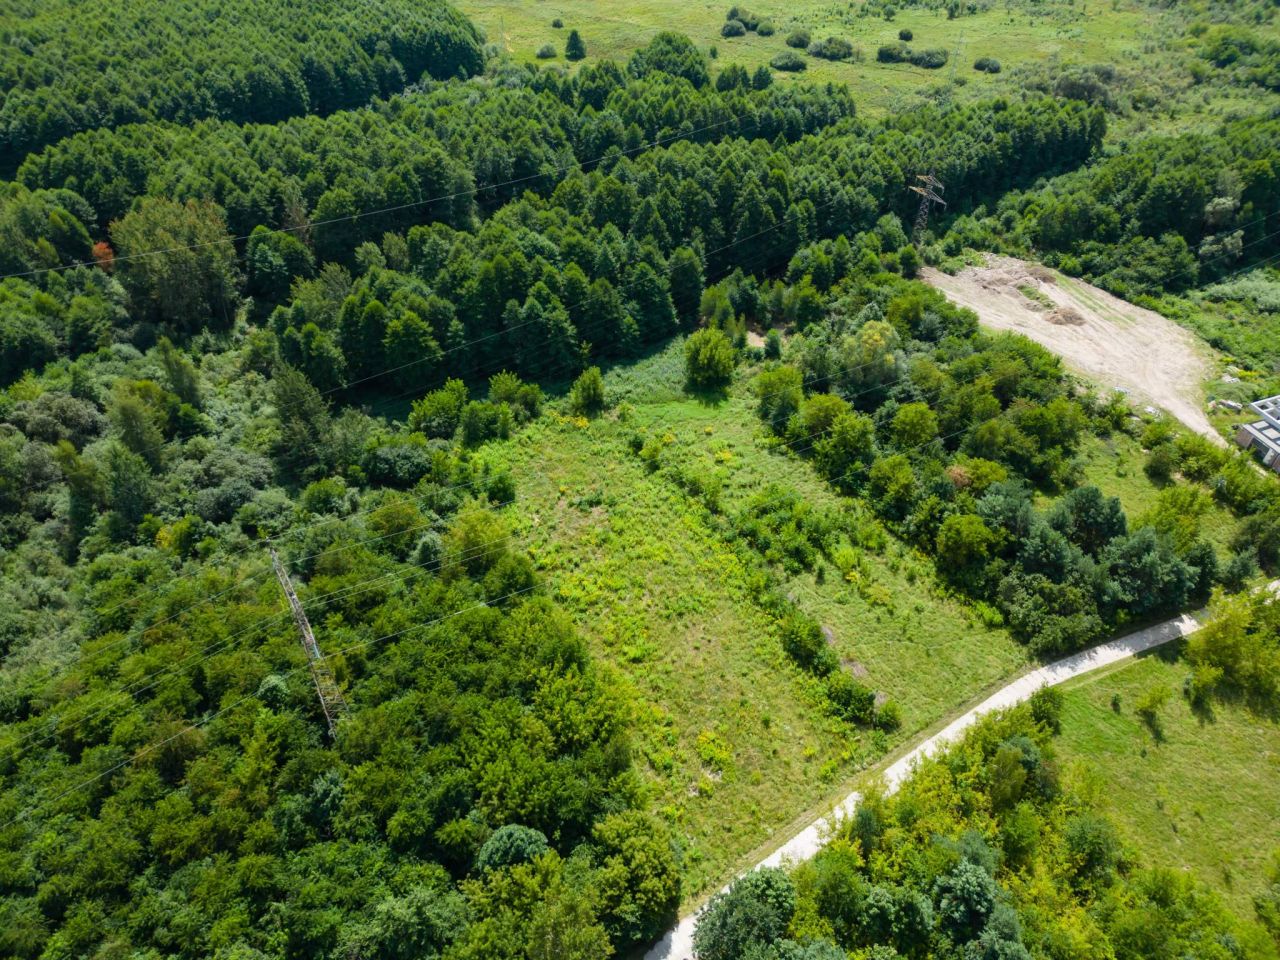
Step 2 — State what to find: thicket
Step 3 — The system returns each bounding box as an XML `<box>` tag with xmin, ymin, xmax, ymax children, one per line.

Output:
<box><xmin>0</xmin><ymin>0</ymin><xmax>484</xmax><ymax>171</ymax></box>
<box><xmin>748</xmin><ymin>257</ymin><xmax>1260</xmax><ymax>655</ymax></box>
<box><xmin>877</xmin><ymin>42</ymin><xmax>949</xmax><ymax>68</ymax></box>
<box><xmin>695</xmin><ymin>703</ymin><xmax>1280</xmax><ymax>959</ymax></box>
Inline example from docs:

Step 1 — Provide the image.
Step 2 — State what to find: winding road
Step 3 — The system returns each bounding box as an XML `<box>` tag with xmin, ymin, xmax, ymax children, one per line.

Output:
<box><xmin>644</xmin><ymin>604</ymin><xmax>1226</xmax><ymax>960</ymax></box>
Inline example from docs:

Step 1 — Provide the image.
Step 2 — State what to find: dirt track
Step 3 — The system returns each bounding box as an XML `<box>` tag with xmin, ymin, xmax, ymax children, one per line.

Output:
<box><xmin>922</xmin><ymin>256</ymin><xmax>1222</xmax><ymax>445</ymax></box>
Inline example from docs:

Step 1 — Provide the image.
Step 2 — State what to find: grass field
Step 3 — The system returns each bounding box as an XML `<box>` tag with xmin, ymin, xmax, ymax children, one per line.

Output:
<box><xmin>1057</xmin><ymin>651</ymin><xmax>1280</xmax><ymax>917</ymax></box>
<box><xmin>457</xmin><ymin>0</ymin><xmax>1273</xmax><ymax>134</ymax></box>
<box><xmin>484</xmin><ymin>342</ymin><xmax>1029</xmax><ymax>897</ymax></box>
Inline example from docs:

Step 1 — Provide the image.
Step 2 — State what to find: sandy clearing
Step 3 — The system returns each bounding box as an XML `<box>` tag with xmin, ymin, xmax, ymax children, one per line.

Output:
<box><xmin>921</xmin><ymin>255</ymin><xmax>1223</xmax><ymax>446</ymax></box>
<box><xmin>644</xmin><ymin>580</ymin><xmax>1280</xmax><ymax>960</ymax></box>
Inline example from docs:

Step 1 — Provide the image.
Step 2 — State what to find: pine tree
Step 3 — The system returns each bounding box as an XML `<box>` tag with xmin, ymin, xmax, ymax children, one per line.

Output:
<box><xmin>566</xmin><ymin>29</ymin><xmax>586</xmax><ymax>61</ymax></box>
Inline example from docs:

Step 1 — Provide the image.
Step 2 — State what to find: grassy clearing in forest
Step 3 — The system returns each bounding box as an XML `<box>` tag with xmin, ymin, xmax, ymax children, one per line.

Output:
<box><xmin>1069</xmin><ymin>430</ymin><xmax>1240</xmax><ymax>554</ymax></box>
<box><xmin>457</xmin><ymin>0</ymin><xmax>1270</xmax><ymax>133</ymax></box>
<box><xmin>485</xmin><ymin>342</ymin><xmax>1028</xmax><ymax>897</ymax></box>
<box><xmin>1056</xmin><ymin>651</ymin><xmax>1280</xmax><ymax>917</ymax></box>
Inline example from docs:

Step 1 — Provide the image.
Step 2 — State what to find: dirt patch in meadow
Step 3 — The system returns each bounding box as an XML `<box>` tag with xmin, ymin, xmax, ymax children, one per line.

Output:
<box><xmin>922</xmin><ymin>255</ymin><xmax>1222</xmax><ymax>444</ymax></box>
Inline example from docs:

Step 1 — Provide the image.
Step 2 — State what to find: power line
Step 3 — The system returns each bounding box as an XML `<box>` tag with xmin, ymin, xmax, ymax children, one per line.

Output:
<box><xmin>21</xmin><ymin>220</ymin><xmax>1280</xmax><ymax>710</ymax></box>
<box><xmin>2</xmin><ymin>344</ymin><xmax>1114</xmax><ymax>764</ymax></box>
<box><xmin>0</xmin><ymin>90</ymin><xmax>785</xmax><ymax>285</ymax></box>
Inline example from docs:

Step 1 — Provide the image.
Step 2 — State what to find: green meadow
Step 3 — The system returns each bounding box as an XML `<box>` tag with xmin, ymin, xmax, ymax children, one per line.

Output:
<box><xmin>458</xmin><ymin>0</ymin><xmax>1269</xmax><ymax>133</ymax></box>
<box><xmin>485</xmin><ymin>343</ymin><xmax>1029</xmax><ymax>896</ymax></box>
<box><xmin>1057</xmin><ymin>650</ymin><xmax>1280</xmax><ymax>917</ymax></box>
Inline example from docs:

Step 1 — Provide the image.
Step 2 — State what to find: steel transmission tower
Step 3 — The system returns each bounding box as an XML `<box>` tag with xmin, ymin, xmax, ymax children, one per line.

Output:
<box><xmin>909</xmin><ymin>174</ymin><xmax>947</xmax><ymax>243</ymax></box>
<box><xmin>270</xmin><ymin>547</ymin><xmax>347</xmax><ymax>736</ymax></box>
<box><xmin>909</xmin><ymin>36</ymin><xmax>963</xmax><ymax>245</ymax></box>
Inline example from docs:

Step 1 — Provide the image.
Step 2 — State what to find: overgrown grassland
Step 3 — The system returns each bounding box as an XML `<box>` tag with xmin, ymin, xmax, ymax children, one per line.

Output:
<box><xmin>485</xmin><ymin>344</ymin><xmax>1029</xmax><ymax>896</ymax></box>
<box><xmin>1057</xmin><ymin>651</ymin><xmax>1280</xmax><ymax>916</ymax></box>
<box><xmin>458</xmin><ymin>0</ymin><xmax>1272</xmax><ymax>131</ymax></box>
<box><xmin>1070</xmin><ymin>430</ymin><xmax>1240</xmax><ymax>554</ymax></box>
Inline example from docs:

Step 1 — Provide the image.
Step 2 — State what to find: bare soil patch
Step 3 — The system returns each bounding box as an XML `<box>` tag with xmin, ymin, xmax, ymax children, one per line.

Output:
<box><xmin>922</xmin><ymin>255</ymin><xmax>1221</xmax><ymax>444</ymax></box>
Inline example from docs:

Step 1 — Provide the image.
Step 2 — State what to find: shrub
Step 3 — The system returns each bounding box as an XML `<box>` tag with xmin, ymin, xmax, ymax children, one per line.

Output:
<box><xmin>826</xmin><ymin>672</ymin><xmax>875</xmax><ymax>723</ymax></box>
<box><xmin>974</xmin><ymin>56</ymin><xmax>1002</xmax><ymax>73</ymax></box>
<box><xmin>726</xmin><ymin>5</ymin><xmax>761</xmax><ymax>29</ymax></box>
<box><xmin>898</xmin><ymin>28</ymin><xmax>913</xmax><ymax>41</ymax></box>
<box><xmin>551</xmin><ymin>17</ymin><xmax>563</xmax><ymax>28</ymax></box>
<box><xmin>459</xmin><ymin>400</ymin><xmax>513</xmax><ymax>447</ymax></box>
<box><xmin>1145</xmin><ymin>445</ymin><xmax>1175</xmax><ymax>483</ymax></box>
<box><xmin>877</xmin><ymin>42</ymin><xmax>910</xmax><ymax>63</ymax></box>
<box><xmin>780</xmin><ymin>611</ymin><xmax>834</xmax><ymax>674</ymax></box>
<box><xmin>536</xmin><ymin>43</ymin><xmax>556</xmax><ymax>59</ymax></box>
<box><xmin>757</xmin><ymin>18</ymin><xmax>775</xmax><ymax>36</ymax></box>
<box><xmin>786</xmin><ymin>29</ymin><xmax>811</xmax><ymax>48</ymax></box>
<box><xmin>569</xmin><ymin>366</ymin><xmax>607</xmax><ymax>417</ymax></box>
<box><xmin>770</xmin><ymin>51</ymin><xmax>807</xmax><ymax>72</ymax></box>
<box><xmin>488</xmin><ymin>371</ymin><xmax>541</xmax><ymax>422</ymax></box>
<box><xmin>808</xmin><ymin>37</ymin><xmax>855</xmax><ymax>61</ymax></box>
<box><xmin>878</xmin><ymin>43</ymin><xmax>948</xmax><ymax>68</ymax></box>
<box><xmin>408</xmin><ymin>378</ymin><xmax>468</xmax><ymax>439</ymax></box>
<box><xmin>722</xmin><ymin>19</ymin><xmax>746</xmax><ymax>38</ymax></box>
<box><xmin>685</xmin><ymin>327</ymin><xmax>737</xmax><ymax>391</ymax></box>
<box><xmin>911</xmin><ymin>47</ymin><xmax>949</xmax><ymax>68</ymax></box>
<box><xmin>874</xmin><ymin>700</ymin><xmax>902</xmax><ymax>731</ymax></box>
<box><xmin>1028</xmin><ymin>685</ymin><xmax>1064</xmax><ymax>734</ymax></box>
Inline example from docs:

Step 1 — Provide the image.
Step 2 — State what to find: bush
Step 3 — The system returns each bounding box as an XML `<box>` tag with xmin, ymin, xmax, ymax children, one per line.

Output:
<box><xmin>408</xmin><ymin>379</ymin><xmax>468</xmax><ymax>439</ymax></box>
<box><xmin>685</xmin><ymin>327</ymin><xmax>737</xmax><ymax>391</ymax></box>
<box><xmin>536</xmin><ymin>43</ymin><xmax>556</xmax><ymax>59</ymax></box>
<box><xmin>551</xmin><ymin>17</ymin><xmax>563</xmax><ymax>28</ymax></box>
<box><xmin>899</xmin><ymin>28</ymin><xmax>913</xmax><ymax>42</ymax></box>
<box><xmin>726</xmin><ymin>5</ymin><xmax>761</xmax><ymax>29</ymax></box>
<box><xmin>826</xmin><ymin>672</ymin><xmax>875</xmax><ymax>724</ymax></box>
<box><xmin>1145</xmin><ymin>445</ymin><xmax>1175</xmax><ymax>483</ymax></box>
<box><xmin>722</xmin><ymin>19</ymin><xmax>746</xmax><ymax>38</ymax></box>
<box><xmin>878</xmin><ymin>42</ymin><xmax>949</xmax><ymax>68</ymax></box>
<box><xmin>757</xmin><ymin>19</ymin><xmax>775</xmax><ymax>36</ymax></box>
<box><xmin>569</xmin><ymin>366</ymin><xmax>606</xmax><ymax>417</ymax></box>
<box><xmin>911</xmin><ymin>47</ymin><xmax>949</xmax><ymax>68</ymax></box>
<box><xmin>874</xmin><ymin>700</ymin><xmax>902</xmax><ymax>731</ymax></box>
<box><xmin>974</xmin><ymin>56</ymin><xmax>1002</xmax><ymax>73</ymax></box>
<box><xmin>1028</xmin><ymin>685</ymin><xmax>1064</xmax><ymax>734</ymax></box>
<box><xmin>877</xmin><ymin>42</ymin><xmax>910</xmax><ymax>63</ymax></box>
<box><xmin>780</xmin><ymin>611</ymin><xmax>835</xmax><ymax>674</ymax></box>
<box><xmin>459</xmin><ymin>401</ymin><xmax>513</xmax><ymax>447</ymax></box>
<box><xmin>786</xmin><ymin>29</ymin><xmax>811</xmax><ymax>49</ymax></box>
<box><xmin>770</xmin><ymin>51</ymin><xmax>807</xmax><ymax>72</ymax></box>
<box><xmin>808</xmin><ymin>37</ymin><xmax>855</xmax><ymax>61</ymax></box>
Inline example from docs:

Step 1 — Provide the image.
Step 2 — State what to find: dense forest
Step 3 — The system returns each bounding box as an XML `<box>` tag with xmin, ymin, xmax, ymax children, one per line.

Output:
<box><xmin>0</xmin><ymin>0</ymin><xmax>484</xmax><ymax>169</ymax></box>
<box><xmin>1</xmin><ymin>2</ymin><xmax>1279</xmax><ymax>957</ymax></box>
<box><xmin>944</xmin><ymin>115</ymin><xmax>1280</xmax><ymax>299</ymax></box>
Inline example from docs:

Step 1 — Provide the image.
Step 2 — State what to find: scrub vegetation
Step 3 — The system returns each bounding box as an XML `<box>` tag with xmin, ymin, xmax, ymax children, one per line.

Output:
<box><xmin>1</xmin><ymin>0</ymin><xmax>1279</xmax><ymax>956</ymax></box>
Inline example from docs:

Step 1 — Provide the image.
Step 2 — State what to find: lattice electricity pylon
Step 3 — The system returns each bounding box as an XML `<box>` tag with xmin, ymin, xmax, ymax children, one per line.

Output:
<box><xmin>270</xmin><ymin>547</ymin><xmax>347</xmax><ymax>736</ymax></box>
<box><xmin>909</xmin><ymin>173</ymin><xmax>947</xmax><ymax>244</ymax></box>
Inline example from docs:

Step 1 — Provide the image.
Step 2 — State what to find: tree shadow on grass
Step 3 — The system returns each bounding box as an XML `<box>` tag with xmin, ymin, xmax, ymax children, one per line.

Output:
<box><xmin>684</xmin><ymin>383</ymin><xmax>731</xmax><ymax>407</ymax></box>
